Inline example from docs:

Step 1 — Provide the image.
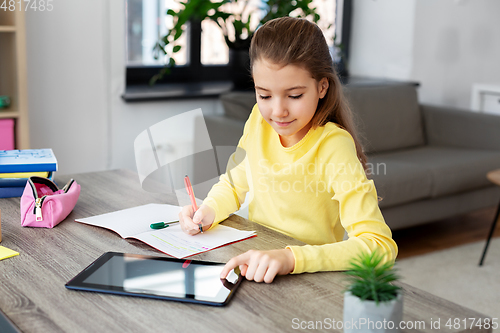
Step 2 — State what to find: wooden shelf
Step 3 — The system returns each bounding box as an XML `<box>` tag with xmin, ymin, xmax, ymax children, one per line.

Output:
<box><xmin>0</xmin><ymin>9</ymin><xmax>16</xmax><ymax>26</ymax></box>
<box><xmin>0</xmin><ymin>26</ymin><xmax>15</xmax><ymax>32</ymax></box>
<box><xmin>0</xmin><ymin>111</ymin><xmax>19</xmax><ymax>119</ymax></box>
<box><xmin>0</xmin><ymin>10</ymin><xmax>29</xmax><ymax>149</ymax></box>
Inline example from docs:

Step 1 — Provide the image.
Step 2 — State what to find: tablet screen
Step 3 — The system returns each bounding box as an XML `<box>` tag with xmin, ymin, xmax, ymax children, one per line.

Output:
<box><xmin>65</xmin><ymin>252</ymin><xmax>242</xmax><ymax>306</ymax></box>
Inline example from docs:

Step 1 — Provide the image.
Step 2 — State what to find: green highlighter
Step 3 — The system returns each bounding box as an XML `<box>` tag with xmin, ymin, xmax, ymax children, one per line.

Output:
<box><xmin>150</xmin><ymin>221</ymin><xmax>179</xmax><ymax>230</ymax></box>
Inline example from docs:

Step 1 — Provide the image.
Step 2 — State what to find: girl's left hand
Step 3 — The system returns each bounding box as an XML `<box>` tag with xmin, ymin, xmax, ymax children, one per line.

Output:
<box><xmin>220</xmin><ymin>249</ymin><xmax>295</xmax><ymax>283</ymax></box>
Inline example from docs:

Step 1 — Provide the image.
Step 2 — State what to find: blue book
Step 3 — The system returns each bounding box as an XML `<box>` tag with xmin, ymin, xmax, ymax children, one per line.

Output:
<box><xmin>0</xmin><ymin>149</ymin><xmax>58</xmax><ymax>173</ymax></box>
<box><xmin>0</xmin><ymin>186</ymin><xmax>25</xmax><ymax>198</ymax></box>
<box><xmin>0</xmin><ymin>178</ymin><xmax>29</xmax><ymax>188</ymax></box>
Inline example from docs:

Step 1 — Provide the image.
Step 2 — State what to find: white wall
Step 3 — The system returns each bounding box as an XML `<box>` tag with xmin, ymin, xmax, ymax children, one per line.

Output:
<box><xmin>349</xmin><ymin>0</ymin><xmax>416</xmax><ymax>80</ymax></box>
<box><xmin>26</xmin><ymin>0</ymin><xmax>222</xmax><ymax>175</ymax></box>
<box><xmin>412</xmin><ymin>0</ymin><xmax>500</xmax><ymax>109</ymax></box>
<box><xmin>26</xmin><ymin>1</ymin><xmax>108</xmax><ymax>175</ymax></box>
<box><xmin>350</xmin><ymin>0</ymin><xmax>500</xmax><ymax>110</ymax></box>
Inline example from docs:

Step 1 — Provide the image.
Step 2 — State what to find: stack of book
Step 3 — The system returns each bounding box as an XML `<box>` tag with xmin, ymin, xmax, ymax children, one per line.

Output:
<box><xmin>0</xmin><ymin>149</ymin><xmax>58</xmax><ymax>198</ymax></box>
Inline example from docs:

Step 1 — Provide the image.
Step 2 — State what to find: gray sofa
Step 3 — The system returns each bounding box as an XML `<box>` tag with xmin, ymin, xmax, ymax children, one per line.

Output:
<box><xmin>194</xmin><ymin>83</ymin><xmax>500</xmax><ymax>230</ymax></box>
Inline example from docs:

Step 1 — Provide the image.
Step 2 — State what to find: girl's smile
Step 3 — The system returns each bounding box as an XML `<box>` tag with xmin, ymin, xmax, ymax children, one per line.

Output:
<box><xmin>252</xmin><ymin>59</ymin><xmax>329</xmax><ymax>147</ymax></box>
<box><xmin>275</xmin><ymin>120</ymin><xmax>295</xmax><ymax>127</ymax></box>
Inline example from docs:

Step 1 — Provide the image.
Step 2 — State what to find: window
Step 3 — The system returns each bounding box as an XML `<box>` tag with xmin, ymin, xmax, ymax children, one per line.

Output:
<box><xmin>124</xmin><ymin>0</ymin><xmax>352</xmax><ymax>100</ymax></box>
<box><xmin>127</xmin><ymin>0</ymin><xmax>187</xmax><ymax>66</ymax></box>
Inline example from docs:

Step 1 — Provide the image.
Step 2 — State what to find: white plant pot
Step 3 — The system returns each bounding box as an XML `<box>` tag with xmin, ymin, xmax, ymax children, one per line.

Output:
<box><xmin>343</xmin><ymin>291</ymin><xmax>403</xmax><ymax>333</ymax></box>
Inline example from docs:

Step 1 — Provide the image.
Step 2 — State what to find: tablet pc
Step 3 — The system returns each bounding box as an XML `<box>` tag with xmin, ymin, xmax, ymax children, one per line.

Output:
<box><xmin>65</xmin><ymin>252</ymin><xmax>242</xmax><ymax>306</ymax></box>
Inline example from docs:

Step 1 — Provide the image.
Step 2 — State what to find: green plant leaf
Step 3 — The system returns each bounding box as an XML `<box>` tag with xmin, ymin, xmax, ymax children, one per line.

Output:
<box><xmin>173</xmin><ymin>45</ymin><xmax>181</xmax><ymax>53</ymax></box>
<box><xmin>343</xmin><ymin>250</ymin><xmax>401</xmax><ymax>305</ymax></box>
<box><xmin>233</xmin><ymin>20</ymin><xmax>245</xmax><ymax>35</ymax></box>
<box><xmin>173</xmin><ymin>28</ymin><xmax>183</xmax><ymax>41</ymax></box>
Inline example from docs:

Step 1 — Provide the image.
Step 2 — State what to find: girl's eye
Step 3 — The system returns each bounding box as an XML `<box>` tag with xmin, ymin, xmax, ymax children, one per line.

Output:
<box><xmin>259</xmin><ymin>95</ymin><xmax>271</xmax><ymax>100</ymax></box>
<box><xmin>290</xmin><ymin>94</ymin><xmax>303</xmax><ymax>99</ymax></box>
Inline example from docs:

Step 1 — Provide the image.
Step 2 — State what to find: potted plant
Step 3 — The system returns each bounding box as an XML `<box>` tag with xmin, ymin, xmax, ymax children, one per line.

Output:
<box><xmin>151</xmin><ymin>0</ymin><xmax>321</xmax><ymax>86</ymax></box>
<box><xmin>343</xmin><ymin>250</ymin><xmax>403</xmax><ymax>333</ymax></box>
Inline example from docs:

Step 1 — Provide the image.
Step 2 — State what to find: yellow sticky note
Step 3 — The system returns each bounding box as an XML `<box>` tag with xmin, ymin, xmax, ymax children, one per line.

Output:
<box><xmin>0</xmin><ymin>245</ymin><xmax>19</xmax><ymax>261</ymax></box>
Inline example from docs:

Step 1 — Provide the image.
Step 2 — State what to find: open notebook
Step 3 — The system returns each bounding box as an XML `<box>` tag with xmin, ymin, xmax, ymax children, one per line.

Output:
<box><xmin>76</xmin><ymin>204</ymin><xmax>256</xmax><ymax>258</ymax></box>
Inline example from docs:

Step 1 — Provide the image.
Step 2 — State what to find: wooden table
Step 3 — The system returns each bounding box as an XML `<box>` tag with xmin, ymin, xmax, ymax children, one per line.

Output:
<box><xmin>0</xmin><ymin>170</ymin><xmax>493</xmax><ymax>333</ymax></box>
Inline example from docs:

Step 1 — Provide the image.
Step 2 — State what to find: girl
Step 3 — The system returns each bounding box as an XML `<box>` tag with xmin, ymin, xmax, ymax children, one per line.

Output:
<box><xmin>179</xmin><ymin>17</ymin><xmax>397</xmax><ymax>283</ymax></box>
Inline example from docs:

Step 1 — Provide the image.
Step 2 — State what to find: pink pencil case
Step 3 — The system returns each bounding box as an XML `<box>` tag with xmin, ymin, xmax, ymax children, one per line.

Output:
<box><xmin>20</xmin><ymin>176</ymin><xmax>81</xmax><ymax>228</ymax></box>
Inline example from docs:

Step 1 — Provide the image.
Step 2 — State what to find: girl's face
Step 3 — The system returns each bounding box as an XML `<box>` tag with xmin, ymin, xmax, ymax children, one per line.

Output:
<box><xmin>253</xmin><ymin>58</ymin><xmax>329</xmax><ymax>147</ymax></box>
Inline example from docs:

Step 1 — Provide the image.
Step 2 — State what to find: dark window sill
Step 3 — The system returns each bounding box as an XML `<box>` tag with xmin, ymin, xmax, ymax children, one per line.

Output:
<box><xmin>122</xmin><ymin>81</ymin><xmax>237</xmax><ymax>102</ymax></box>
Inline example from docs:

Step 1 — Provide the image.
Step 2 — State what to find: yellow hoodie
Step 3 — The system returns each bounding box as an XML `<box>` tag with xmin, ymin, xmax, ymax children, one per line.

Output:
<box><xmin>203</xmin><ymin>104</ymin><xmax>397</xmax><ymax>273</ymax></box>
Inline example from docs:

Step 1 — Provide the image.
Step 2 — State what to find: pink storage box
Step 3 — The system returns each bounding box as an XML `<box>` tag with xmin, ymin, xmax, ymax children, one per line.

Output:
<box><xmin>0</xmin><ymin>118</ymin><xmax>15</xmax><ymax>150</ymax></box>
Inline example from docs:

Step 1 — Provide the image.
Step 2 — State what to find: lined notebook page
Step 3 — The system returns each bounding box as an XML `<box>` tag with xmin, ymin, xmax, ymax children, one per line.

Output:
<box><xmin>76</xmin><ymin>204</ymin><xmax>256</xmax><ymax>258</ymax></box>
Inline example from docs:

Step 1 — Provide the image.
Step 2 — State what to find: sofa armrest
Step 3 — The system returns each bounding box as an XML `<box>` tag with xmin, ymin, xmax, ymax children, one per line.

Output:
<box><xmin>422</xmin><ymin>104</ymin><xmax>500</xmax><ymax>150</ymax></box>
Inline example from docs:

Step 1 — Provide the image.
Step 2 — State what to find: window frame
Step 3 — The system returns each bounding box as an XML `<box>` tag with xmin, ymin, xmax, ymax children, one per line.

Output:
<box><xmin>123</xmin><ymin>0</ymin><xmax>352</xmax><ymax>101</ymax></box>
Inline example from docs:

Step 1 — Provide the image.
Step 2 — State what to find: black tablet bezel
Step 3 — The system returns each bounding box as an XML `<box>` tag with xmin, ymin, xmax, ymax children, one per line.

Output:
<box><xmin>65</xmin><ymin>252</ymin><xmax>242</xmax><ymax>306</ymax></box>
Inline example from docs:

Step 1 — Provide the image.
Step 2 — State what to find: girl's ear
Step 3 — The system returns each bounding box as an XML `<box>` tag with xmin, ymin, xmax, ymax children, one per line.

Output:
<box><xmin>318</xmin><ymin>78</ymin><xmax>329</xmax><ymax>99</ymax></box>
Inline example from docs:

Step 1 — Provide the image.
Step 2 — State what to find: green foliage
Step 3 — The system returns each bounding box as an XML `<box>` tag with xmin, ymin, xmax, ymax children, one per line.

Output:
<box><xmin>150</xmin><ymin>0</ymin><xmax>321</xmax><ymax>85</ymax></box>
<box><xmin>344</xmin><ymin>250</ymin><xmax>401</xmax><ymax>305</ymax></box>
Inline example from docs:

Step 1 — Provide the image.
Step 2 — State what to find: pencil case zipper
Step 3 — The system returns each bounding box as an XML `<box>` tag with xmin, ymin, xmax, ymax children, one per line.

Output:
<box><xmin>29</xmin><ymin>177</ymin><xmax>75</xmax><ymax>221</ymax></box>
<box><xmin>35</xmin><ymin>196</ymin><xmax>47</xmax><ymax>221</ymax></box>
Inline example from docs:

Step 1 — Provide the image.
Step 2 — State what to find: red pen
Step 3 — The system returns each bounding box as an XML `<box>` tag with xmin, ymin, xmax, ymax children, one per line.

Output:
<box><xmin>184</xmin><ymin>175</ymin><xmax>203</xmax><ymax>233</ymax></box>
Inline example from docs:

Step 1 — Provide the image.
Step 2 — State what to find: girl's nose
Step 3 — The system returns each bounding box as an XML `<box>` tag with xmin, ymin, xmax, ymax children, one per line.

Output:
<box><xmin>272</xmin><ymin>99</ymin><xmax>288</xmax><ymax>119</ymax></box>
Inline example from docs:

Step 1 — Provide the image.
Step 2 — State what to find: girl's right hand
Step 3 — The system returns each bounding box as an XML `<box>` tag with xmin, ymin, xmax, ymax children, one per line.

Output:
<box><xmin>178</xmin><ymin>204</ymin><xmax>215</xmax><ymax>236</ymax></box>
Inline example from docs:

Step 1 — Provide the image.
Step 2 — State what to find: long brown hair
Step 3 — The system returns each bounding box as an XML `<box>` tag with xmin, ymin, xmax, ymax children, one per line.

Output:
<box><xmin>249</xmin><ymin>17</ymin><xmax>368</xmax><ymax>171</ymax></box>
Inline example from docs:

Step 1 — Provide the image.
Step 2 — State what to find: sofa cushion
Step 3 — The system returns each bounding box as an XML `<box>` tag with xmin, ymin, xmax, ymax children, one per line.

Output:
<box><xmin>344</xmin><ymin>84</ymin><xmax>425</xmax><ymax>154</ymax></box>
<box><xmin>369</xmin><ymin>146</ymin><xmax>500</xmax><ymax>208</ymax></box>
<box><xmin>220</xmin><ymin>92</ymin><xmax>256</xmax><ymax>122</ymax></box>
<box><xmin>367</xmin><ymin>155</ymin><xmax>433</xmax><ymax>208</ymax></box>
